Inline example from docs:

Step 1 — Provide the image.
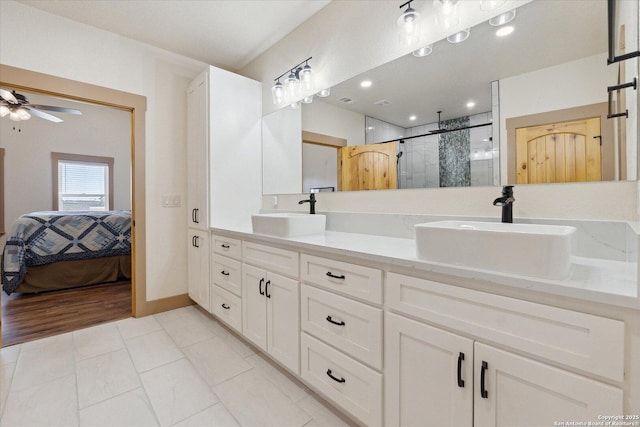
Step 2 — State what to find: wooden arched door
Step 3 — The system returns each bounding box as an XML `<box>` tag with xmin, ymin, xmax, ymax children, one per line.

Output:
<box><xmin>515</xmin><ymin>118</ymin><xmax>602</xmax><ymax>184</ymax></box>
<box><xmin>338</xmin><ymin>142</ymin><xmax>397</xmax><ymax>191</ymax></box>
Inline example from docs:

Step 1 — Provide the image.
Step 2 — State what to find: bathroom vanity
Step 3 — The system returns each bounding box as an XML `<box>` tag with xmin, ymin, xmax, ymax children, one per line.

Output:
<box><xmin>197</xmin><ymin>222</ymin><xmax>637</xmax><ymax>427</ymax></box>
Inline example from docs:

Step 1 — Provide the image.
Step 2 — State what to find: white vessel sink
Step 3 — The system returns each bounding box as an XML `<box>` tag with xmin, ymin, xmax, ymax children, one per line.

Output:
<box><xmin>252</xmin><ymin>213</ymin><xmax>326</xmax><ymax>237</ymax></box>
<box><xmin>415</xmin><ymin>221</ymin><xmax>576</xmax><ymax>280</ymax></box>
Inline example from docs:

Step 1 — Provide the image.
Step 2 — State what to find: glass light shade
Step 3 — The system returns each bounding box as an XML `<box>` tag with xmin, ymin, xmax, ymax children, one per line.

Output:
<box><xmin>9</xmin><ymin>110</ymin><xmax>20</xmax><ymax>121</ymax></box>
<box><xmin>433</xmin><ymin>0</ymin><xmax>459</xmax><ymax>30</ymax></box>
<box><xmin>285</xmin><ymin>71</ymin><xmax>300</xmax><ymax>100</ymax></box>
<box><xmin>0</xmin><ymin>105</ymin><xmax>9</xmax><ymax>117</ymax></box>
<box><xmin>397</xmin><ymin>6</ymin><xmax>421</xmax><ymax>46</ymax></box>
<box><xmin>412</xmin><ymin>44</ymin><xmax>433</xmax><ymax>57</ymax></box>
<box><xmin>480</xmin><ymin>0</ymin><xmax>506</xmax><ymax>11</ymax></box>
<box><xmin>18</xmin><ymin>108</ymin><xmax>31</xmax><ymax>120</ymax></box>
<box><xmin>447</xmin><ymin>28</ymin><xmax>470</xmax><ymax>43</ymax></box>
<box><xmin>317</xmin><ymin>88</ymin><xmax>330</xmax><ymax>97</ymax></box>
<box><xmin>489</xmin><ymin>9</ymin><xmax>516</xmax><ymax>26</ymax></box>
<box><xmin>299</xmin><ymin>64</ymin><xmax>313</xmax><ymax>92</ymax></box>
<box><xmin>302</xmin><ymin>95</ymin><xmax>314</xmax><ymax>104</ymax></box>
<box><xmin>271</xmin><ymin>81</ymin><xmax>285</xmax><ymax>105</ymax></box>
<box><xmin>290</xmin><ymin>101</ymin><xmax>300</xmax><ymax>109</ymax></box>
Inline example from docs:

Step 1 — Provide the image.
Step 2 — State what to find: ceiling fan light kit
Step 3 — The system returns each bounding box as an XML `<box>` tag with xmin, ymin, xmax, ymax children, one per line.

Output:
<box><xmin>0</xmin><ymin>88</ymin><xmax>82</xmax><ymax>123</ymax></box>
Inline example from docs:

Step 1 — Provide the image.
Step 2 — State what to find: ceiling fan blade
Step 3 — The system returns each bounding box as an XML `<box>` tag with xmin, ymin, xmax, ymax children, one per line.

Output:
<box><xmin>27</xmin><ymin>108</ymin><xmax>64</xmax><ymax>123</ymax></box>
<box><xmin>0</xmin><ymin>89</ymin><xmax>19</xmax><ymax>104</ymax></box>
<box><xmin>27</xmin><ymin>104</ymin><xmax>82</xmax><ymax>115</ymax></box>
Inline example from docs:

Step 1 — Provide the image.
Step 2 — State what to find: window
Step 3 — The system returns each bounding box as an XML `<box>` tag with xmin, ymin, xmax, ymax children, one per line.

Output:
<box><xmin>52</xmin><ymin>152</ymin><xmax>114</xmax><ymax>211</ymax></box>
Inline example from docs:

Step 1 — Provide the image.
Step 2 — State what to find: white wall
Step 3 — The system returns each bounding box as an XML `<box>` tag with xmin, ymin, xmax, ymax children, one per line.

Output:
<box><xmin>302</xmin><ymin>144</ymin><xmax>337</xmax><ymax>193</ymax></box>
<box><xmin>262</xmin><ymin>107</ymin><xmax>302</xmax><ymax>195</ymax></box>
<box><xmin>0</xmin><ymin>93</ymin><xmax>130</xmax><ymax>248</ymax></box>
<box><xmin>1</xmin><ymin>0</ymin><xmax>207</xmax><ymax>300</ymax></box>
<box><xmin>302</xmin><ymin>100</ymin><xmax>364</xmax><ymax>146</ymax></box>
<box><xmin>499</xmin><ymin>52</ymin><xmax>617</xmax><ymax>182</ymax></box>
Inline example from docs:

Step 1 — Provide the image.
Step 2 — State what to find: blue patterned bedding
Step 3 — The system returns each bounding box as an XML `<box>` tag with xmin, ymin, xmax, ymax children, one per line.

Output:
<box><xmin>1</xmin><ymin>210</ymin><xmax>131</xmax><ymax>295</ymax></box>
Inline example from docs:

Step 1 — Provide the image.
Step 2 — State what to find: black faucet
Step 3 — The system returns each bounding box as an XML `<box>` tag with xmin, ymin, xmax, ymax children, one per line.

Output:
<box><xmin>493</xmin><ymin>185</ymin><xmax>515</xmax><ymax>223</ymax></box>
<box><xmin>298</xmin><ymin>193</ymin><xmax>316</xmax><ymax>214</ymax></box>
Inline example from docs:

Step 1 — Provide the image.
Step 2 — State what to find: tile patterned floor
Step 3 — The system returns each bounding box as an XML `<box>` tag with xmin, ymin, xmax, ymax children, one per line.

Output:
<box><xmin>0</xmin><ymin>305</ymin><xmax>356</xmax><ymax>427</ymax></box>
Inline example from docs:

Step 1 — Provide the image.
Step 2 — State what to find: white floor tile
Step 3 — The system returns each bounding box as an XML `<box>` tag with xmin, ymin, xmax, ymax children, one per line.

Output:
<box><xmin>79</xmin><ymin>387</ymin><xmax>158</xmax><ymax>427</ymax></box>
<box><xmin>159</xmin><ymin>310</ymin><xmax>215</xmax><ymax>348</ymax></box>
<box><xmin>140</xmin><ymin>358</ymin><xmax>218</xmax><ymax>427</ymax></box>
<box><xmin>297</xmin><ymin>395</ymin><xmax>355</xmax><ymax>427</ymax></box>
<box><xmin>117</xmin><ymin>315</ymin><xmax>163</xmax><ymax>340</ymax></box>
<box><xmin>246</xmin><ymin>353</ymin><xmax>309</xmax><ymax>403</ymax></box>
<box><xmin>19</xmin><ymin>331</ymin><xmax>72</xmax><ymax>353</ymax></box>
<box><xmin>125</xmin><ymin>330</ymin><xmax>184</xmax><ymax>373</ymax></box>
<box><xmin>183</xmin><ymin>336</ymin><xmax>253</xmax><ymax>387</ymax></box>
<box><xmin>210</xmin><ymin>323</ymin><xmax>256</xmax><ymax>358</ymax></box>
<box><xmin>1</xmin><ymin>374</ymin><xmax>78</xmax><ymax>427</ymax></box>
<box><xmin>76</xmin><ymin>348</ymin><xmax>141</xmax><ymax>409</ymax></box>
<box><xmin>215</xmin><ymin>369</ymin><xmax>312</xmax><ymax>427</ymax></box>
<box><xmin>0</xmin><ymin>362</ymin><xmax>16</xmax><ymax>414</ymax></box>
<box><xmin>0</xmin><ymin>345</ymin><xmax>20</xmax><ymax>365</ymax></box>
<box><xmin>173</xmin><ymin>403</ymin><xmax>240</xmax><ymax>427</ymax></box>
<box><xmin>74</xmin><ymin>323</ymin><xmax>125</xmax><ymax>361</ymax></box>
<box><xmin>10</xmin><ymin>334</ymin><xmax>75</xmax><ymax>391</ymax></box>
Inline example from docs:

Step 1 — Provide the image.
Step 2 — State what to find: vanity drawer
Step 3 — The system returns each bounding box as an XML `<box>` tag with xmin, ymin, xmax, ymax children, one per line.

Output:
<box><xmin>212</xmin><ymin>255</ymin><xmax>242</xmax><ymax>297</ymax></box>
<box><xmin>212</xmin><ymin>235</ymin><xmax>242</xmax><ymax>260</ymax></box>
<box><xmin>300</xmin><ymin>254</ymin><xmax>382</xmax><ymax>305</ymax></box>
<box><xmin>386</xmin><ymin>272</ymin><xmax>625</xmax><ymax>382</ymax></box>
<box><xmin>243</xmin><ymin>241</ymin><xmax>299</xmax><ymax>278</ymax></box>
<box><xmin>210</xmin><ymin>285</ymin><xmax>242</xmax><ymax>333</ymax></box>
<box><xmin>301</xmin><ymin>333</ymin><xmax>382</xmax><ymax>427</ymax></box>
<box><xmin>301</xmin><ymin>285</ymin><xmax>382</xmax><ymax>369</ymax></box>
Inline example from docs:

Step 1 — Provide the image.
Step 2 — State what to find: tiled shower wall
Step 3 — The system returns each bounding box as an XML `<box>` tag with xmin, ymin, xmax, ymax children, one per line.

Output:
<box><xmin>364</xmin><ymin>113</ymin><xmax>494</xmax><ymax>188</ymax></box>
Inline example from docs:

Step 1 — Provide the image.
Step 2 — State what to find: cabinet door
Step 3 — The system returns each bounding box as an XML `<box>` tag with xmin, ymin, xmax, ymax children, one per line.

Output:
<box><xmin>266</xmin><ymin>272</ymin><xmax>300</xmax><ymax>374</ymax></box>
<box><xmin>474</xmin><ymin>342</ymin><xmax>623</xmax><ymax>427</ymax></box>
<box><xmin>242</xmin><ymin>264</ymin><xmax>267</xmax><ymax>351</ymax></box>
<box><xmin>385</xmin><ymin>313</ymin><xmax>473</xmax><ymax>427</ymax></box>
<box><xmin>187</xmin><ymin>72</ymin><xmax>208</xmax><ymax>230</ymax></box>
<box><xmin>187</xmin><ymin>230</ymin><xmax>209</xmax><ymax>311</ymax></box>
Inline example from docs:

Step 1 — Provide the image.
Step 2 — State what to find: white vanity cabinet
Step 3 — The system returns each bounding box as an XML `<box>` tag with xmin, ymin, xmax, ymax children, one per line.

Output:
<box><xmin>210</xmin><ymin>235</ymin><xmax>242</xmax><ymax>333</ymax></box>
<box><xmin>241</xmin><ymin>242</ymin><xmax>300</xmax><ymax>374</ymax></box>
<box><xmin>385</xmin><ymin>272</ymin><xmax>625</xmax><ymax>427</ymax></box>
<box><xmin>187</xmin><ymin>230</ymin><xmax>209</xmax><ymax>310</ymax></box>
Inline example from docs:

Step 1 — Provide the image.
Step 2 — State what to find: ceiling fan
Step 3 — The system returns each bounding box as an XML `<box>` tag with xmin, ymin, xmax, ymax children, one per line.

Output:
<box><xmin>0</xmin><ymin>88</ymin><xmax>82</xmax><ymax>123</ymax></box>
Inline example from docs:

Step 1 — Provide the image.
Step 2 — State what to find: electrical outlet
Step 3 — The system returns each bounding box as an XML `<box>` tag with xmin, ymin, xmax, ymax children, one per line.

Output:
<box><xmin>162</xmin><ymin>195</ymin><xmax>181</xmax><ymax>207</ymax></box>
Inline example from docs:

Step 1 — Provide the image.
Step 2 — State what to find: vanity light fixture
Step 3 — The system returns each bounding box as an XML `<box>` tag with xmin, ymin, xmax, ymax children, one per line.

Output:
<box><xmin>412</xmin><ymin>44</ymin><xmax>433</xmax><ymax>57</ymax></box>
<box><xmin>317</xmin><ymin>88</ymin><xmax>331</xmax><ymax>97</ymax></box>
<box><xmin>489</xmin><ymin>9</ymin><xmax>516</xmax><ymax>26</ymax></box>
<box><xmin>496</xmin><ymin>26</ymin><xmax>514</xmax><ymax>37</ymax></box>
<box><xmin>480</xmin><ymin>0</ymin><xmax>506</xmax><ymax>11</ymax></box>
<box><xmin>447</xmin><ymin>28</ymin><xmax>470</xmax><ymax>43</ymax></box>
<box><xmin>302</xmin><ymin>95</ymin><xmax>314</xmax><ymax>104</ymax></box>
<box><xmin>360</xmin><ymin>80</ymin><xmax>373</xmax><ymax>88</ymax></box>
<box><xmin>290</xmin><ymin>101</ymin><xmax>300</xmax><ymax>109</ymax></box>
<box><xmin>433</xmin><ymin>0</ymin><xmax>460</xmax><ymax>31</ymax></box>
<box><xmin>271</xmin><ymin>56</ymin><xmax>314</xmax><ymax>105</ymax></box>
<box><xmin>398</xmin><ymin>0</ymin><xmax>422</xmax><ymax>46</ymax></box>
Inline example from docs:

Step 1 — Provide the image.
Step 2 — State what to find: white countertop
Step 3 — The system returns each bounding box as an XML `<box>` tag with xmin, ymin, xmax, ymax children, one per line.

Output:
<box><xmin>211</xmin><ymin>227</ymin><xmax>639</xmax><ymax>310</ymax></box>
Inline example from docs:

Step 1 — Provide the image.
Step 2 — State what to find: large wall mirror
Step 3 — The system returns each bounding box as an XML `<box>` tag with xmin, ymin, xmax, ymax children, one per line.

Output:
<box><xmin>262</xmin><ymin>0</ymin><xmax>638</xmax><ymax>195</ymax></box>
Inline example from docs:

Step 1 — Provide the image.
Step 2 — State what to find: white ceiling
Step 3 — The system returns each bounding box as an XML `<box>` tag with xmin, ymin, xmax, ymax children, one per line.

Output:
<box><xmin>18</xmin><ymin>0</ymin><xmax>331</xmax><ymax>71</ymax></box>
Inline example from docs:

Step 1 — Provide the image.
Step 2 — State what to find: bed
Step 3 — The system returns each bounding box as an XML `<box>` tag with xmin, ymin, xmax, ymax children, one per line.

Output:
<box><xmin>1</xmin><ymin>210</ymin><xmax>131</xmax><ymax>295</ymax></box>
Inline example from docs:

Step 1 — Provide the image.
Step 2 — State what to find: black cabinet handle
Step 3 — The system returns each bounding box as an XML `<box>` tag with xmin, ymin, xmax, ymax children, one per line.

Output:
<box><xmin>265</xmin><ymin>280</ymin><xmax>271</xmax><ymax>298</ymax></box>
<box><xmin>457</xmin><ymin>352</ymin><xmax>465</xmax><ymax>388</ymax></box>
<box><xmin>191</xmin><ymin>208</ymin><xmax>196</xmax><ymax>223</ymax></box>
<box><xmin>221</xmin><ymin>303</ymin><xmax>230</xmax><ymax>310</ymax></box>
<box><xmin>195</xmin><ymin>208</ymin><xmax>199</xmax><ymax>224</ymax></box>
<box><xmin>326</xmin><ymin>316</ymin><xmax>345</xmax><ymax>326</ymax></box>
<box><xmin>326</xmin><ymin>369</ymin><xmax>345</xmax><ymax>383</ymax></box>
<box><xmin>221</xmin><ymin>271</ymin><xmax>230</xmax><ymax>276</ymax></box>
<box><xmin>191</xmin><ymin>236</ymin><xmax>196</xmax><ymax>247</ymax></box>
<box><xmin>480</xmin><ymin>361</ymin><xmax>488</xmax><ymax>398</ymax></box>
<box><xmin>259</xmin><ymin>278</ymin><xmax>265</xmax><ymax>295</ymax></box>
<box><xmin>221</xmin><ymin>244</ymin><xmax>230</xmax><ymax>249</ymax></box>
<box><xmin>194</xmin><ymin>235</ymin><xmax>199</xmax><ymax>248</ymax></box>
<box><xmin>326</xmin><ymin>272</ymin><xmax>345</xmax><ymax>280</ymax></box>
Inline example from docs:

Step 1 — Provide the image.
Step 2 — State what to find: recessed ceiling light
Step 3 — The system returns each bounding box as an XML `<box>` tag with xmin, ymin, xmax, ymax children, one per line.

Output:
<box><xmin>447</xmin><ymin>28</ymin><xmax>470</xmax><ymax>44</ymax></box>
<box><xmin>466</xmin><ymin>101</ymin><xmax>476</xmax><ymax>108</ymax></box>
<box><xmin>360</xmin><ymin>80</ymin><xmax>373</xmax><ymax>88</ymax></box>
<box><xmin>409</xmin><ymin>115</ymin><xmax>417</xmax><ymax>121</ymax></box>
<box><xmin>412</xmin><ymin>44</ymin><xmax>433</xmax><ymax>57</ymax></box>
<box><xmin>489</xmin><ymin>9</ymin><xmax>516</xmax><ymax>26</ymax></box>
<box><xmin>496</xmin><ymin>26</ymin><xmax>514</xmax><ymax>37</ymax></box>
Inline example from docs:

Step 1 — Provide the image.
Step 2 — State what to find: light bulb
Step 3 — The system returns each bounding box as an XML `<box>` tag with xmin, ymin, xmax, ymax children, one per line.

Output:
<box><xmin>317</xmin><ymin>88</ymin><xmax>330</xmax><ymax>97</ymax></box>
<box><xmin>18</xmin><ymin>108</ymin><xmax>31</xmax><ymax>120</ymax></box>
<box><xmin>0</xmin><ymin>105</ymin><xmax>9</xmax><ymax>117</ymax></box>
<box><xmin>397</xmin><ymin>4</ymin><xmax>421</xmax><ymax>46</ymax></box>
<box><xmin>9</xmin><ymin>111</ymin><xmax>20</xmax><ymax>121</ymax></box>
<box><xmin>433</xmin><ymin>0</ymin><xmax>459</xmax><ymax>31</ymax></box>
<box><xmin>299</xmin><ymin>64</ymin><xmax>313</xmax><ymax>92</ymax></box>
<box><xmin>302</xmin><ymin>95</ymin><xmax>313</xmax><ymax>104</ymax></box>
<box><xmin>271</xmin><ymin>81</ymin><xmax>285</xmax><ymax>105</ymax></box>
<box><xmin>285</xmin><ymin>70</ymin><xmax>300</xmax><ymax>100</ymax></box>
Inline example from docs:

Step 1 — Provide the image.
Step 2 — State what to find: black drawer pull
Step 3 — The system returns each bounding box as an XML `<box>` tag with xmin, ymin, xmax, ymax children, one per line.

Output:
<box><xmin>191</xmin><ymin>208</ymin><xmax>196</xmax><ymax>223</ymax></box>
<box><xmin>265</xmin><ymin>280</ymin><xmax>271</xmax><ymax>298</ymax></box>
<box><xmin>221</xmin><ymin>303</ymin><xmax>230</xmax><ymax>310</ymax></box>
<box><xmin>259</xmin><ymin>278</ymin><xmax>265</xmax><ymax>295</ymax></box>
<box><xmin>326</xmin><ymin>272</ymin><xmax>345</xmax><ymax>280</ymax></box>
<box><xmin>326</xmin><ymin>369</ymin><xmax>345</xmax><ymax>383</ymax></box>
<box><xmin>457</xmin><ymin>352</ymin><xmax>465</xmax><ymax>388</ymax></box>
<box><xmin>194</xmin><ymin>208</ymin><xmax>199</xmax><ymax>224</ymax></box>
<box><xmin>480</xmin><ymin>361</ymin><xmax>488</xmax><ymax>398</ymax></box>
<box><xmin>326</xmin><ymin>316</ymin><xmax>345</xmax><ymax>326</ymax></box>
<box><xmin>221</xmin><ymin>271</ymin><xmax>230</xmax><ymax>276</ymax></box>
<box><xmin>221</xmin><ymin>244</ymin><xmax>230</xmax><ymax>249</ymax></box>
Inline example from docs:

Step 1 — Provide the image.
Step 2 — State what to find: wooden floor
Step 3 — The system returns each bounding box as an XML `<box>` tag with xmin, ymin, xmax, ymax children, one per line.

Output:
<box><xmin>1</xmin><ymin>280</ymin><xmax>132</xmax><ymax>347</ymax></box>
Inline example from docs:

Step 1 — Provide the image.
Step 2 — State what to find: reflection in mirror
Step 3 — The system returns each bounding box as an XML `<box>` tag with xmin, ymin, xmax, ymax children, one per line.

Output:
<box><xmin>262</xmin><ymin>0</ymin><xmax>638</xmax><ymax>195</ymax></box>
